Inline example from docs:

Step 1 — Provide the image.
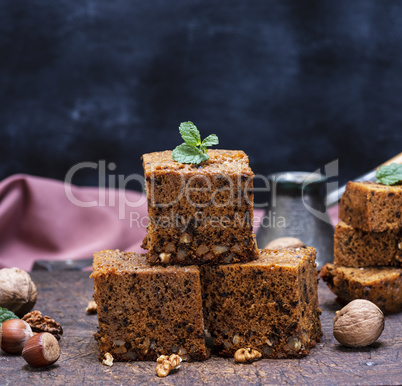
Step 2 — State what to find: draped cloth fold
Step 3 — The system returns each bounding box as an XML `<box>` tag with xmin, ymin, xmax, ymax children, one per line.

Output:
<box><xmin>0</xmin><ymin>174</ymin><xmax>148</xmax><ymax>270</ymax></box>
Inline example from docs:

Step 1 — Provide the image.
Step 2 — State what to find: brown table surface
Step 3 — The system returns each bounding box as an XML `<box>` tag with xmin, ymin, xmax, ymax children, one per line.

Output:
<box><xmin>1</xmin><ymin>271</ymin><xmax>402</xmax><ymax>385</ymax></box>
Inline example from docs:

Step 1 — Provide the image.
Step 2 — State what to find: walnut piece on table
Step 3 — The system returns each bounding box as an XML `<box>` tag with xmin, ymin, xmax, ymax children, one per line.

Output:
<box><xmin>156</xmin><ymin>354</ymin><xmax>182</xmax><ymax>377</ymax></box>
<box><xmin>22</xmin><ymin>310</ymin><xmax>63</xmax><ymax>340</ymax></box>
<box><xmin>102</xmin><ymin>352</ymin><xmax>114</xmax><ymax>367</ymax></box>
<box><xmin>86</xmin><ymin>300</ymin><xmax>97</xmax><ymax>314</ymax></box>
<box><xmin>234</xmin><ymin>348</ymin><xmax>262</xmax><ymax>363</ymax></box>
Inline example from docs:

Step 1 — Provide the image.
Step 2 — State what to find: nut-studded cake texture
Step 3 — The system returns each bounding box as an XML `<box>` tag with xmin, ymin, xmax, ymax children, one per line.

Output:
<box><xmin>339</xmin><ymin>181</ymin><xmax>402</xmax><ymax>232</ymax></box>
<box><xmin>201</xmin><ymin>247</ymin><xmax>322</xmax><ymax>358</ymax></box>
<box><xmin>141</xmin><ymin>150</ymin><xmax>259</xmax><ymax>265</ymax></box>
<box><xmin>91</xmin><ymin>250</ymin><xmax>209</xmax><ymax>361</ymax></box>
<box><xmin>320</xmin><ymin>263</ymin><xmax>402</xmax><ymax>313</ymax></box>
<box><xmin>334</xmin><ymin>221</ymin><xmax>402</xmax><ymax>267</ymax></box>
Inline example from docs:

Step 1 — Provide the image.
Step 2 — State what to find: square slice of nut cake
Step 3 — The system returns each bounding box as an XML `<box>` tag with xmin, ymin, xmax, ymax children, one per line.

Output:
<box><xmin>334</xmin><ymin>221</ymin><xmax>402</xmax><ymax>268</ymax></box>
<box><xmin>320</xmin><ymin>263</ymin><xmax>402</xmax><ymax>313</ymax></box>
<box><xmin>339</xmin><ymin>181</ymin><xmax>402</xmax><ymax>232</ymax></box>
<box><xmin>141</xmin><ymin>149</ymin><xmax>259</xmax><ymax>265</ymax></box>
<box><xmin>201</xmin><ymin>247</ymin><xmax>322</xmax><ymax>358</ymax></box>
<box><xmin>91</xmin><ymin>250</ymin><xmax>209</xmax><ymax>361</ymax></box>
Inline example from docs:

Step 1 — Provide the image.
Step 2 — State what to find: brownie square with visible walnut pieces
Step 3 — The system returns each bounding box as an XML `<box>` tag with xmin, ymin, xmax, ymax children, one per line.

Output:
<box><xmin>141</xmin><ymin>149</ymin><xmax>259</xmax><ymax>266</ymax></box>
<box><xmin>201</xmin><ymin>247</ymin><xmax>322</xmax><ymax>358</ymax></box>
<box><xmin>91</xmin><ymin>250</ymin><xmax>209</xmax><ymax>362</ymax></box>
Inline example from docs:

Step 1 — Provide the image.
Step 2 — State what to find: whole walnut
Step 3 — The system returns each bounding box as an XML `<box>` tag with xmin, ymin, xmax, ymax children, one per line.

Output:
<box><xmin>333</xmin><ymin>299</ymin><xmax>384</xmax><ymax>347</ymax></box>
<box><xmin>0</xmin><ymin>268</ymin><xmax>37</xmax><ymax>317</ymax></box>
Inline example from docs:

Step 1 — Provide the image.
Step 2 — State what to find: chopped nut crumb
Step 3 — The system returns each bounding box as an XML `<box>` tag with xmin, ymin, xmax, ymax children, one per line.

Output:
<box><xmin>234</xmin><ymin>348</ymin><xmax>262</xmax><ymax>363</ymax></box>
<box><xmin>231</xmin><ymin>244</ymin><xmax>242</xmax><ymax>253</ymax></box>
<box><xmin>232</xmin><ymin>334</ymin><xmax>241</xmax><ymax>345</ymax></box>
<box><xmin>112</xmin><ymin>346</ymin><xmax>127</xmax><ymax>354</ymax></box>
<box><xmin>159</xmin><ymin>253</ymin><xmax>171</xmax><ymax>263</ymax></box>
<box><xmin>177</xmin><ymin>248</ymin><xmax>188</xmax><ymax>261</ymax></box>
<box><xmin>213</xmin><ymin>245</ymin><xmax>229</xmax><ymax>255</ymax></box>
<box><xmin>155</xmin><ymin>354</ymin><xmax>182</xmax><ymax>377</ymax></box>
<box><xmin>223</xmin><ymin>253</ymin><xmax>235</xmax><ymax>263</ymax></box>
<box><xmin>285</xmin><ymin>337</ymin><xmax>302</xmax><ymax>352</ymax></box>
<box><xmin>224</xmin><ymin>341</ymin><xmax>233</xmax><ymax>350</ymax></box>
<box><xmin>165</xmin><ymin>243</ymin><xmax>176</xmax><ymax>253</ymax></box>
<box><xmin>142</xmin><ymin>337</ymin><xmax>151</xmax><ymax>354</ymax></box>
<box><xmin>103</xmin><ymin>352</ymin><xmax>114</xmax><ymax>367</ymax></box>
<box><xmin>196</xmin><ymin>244</ymin><xmax>209</xmax><ymax>255</ymax></box>
<box><xmin>86</xmin><ymin>300</ymin><xmax>97</xmax><ymax>314</ymax></box>
<box><xmin>177</xmin><ymin>346</ymin><xmax>189</xmax><ymax>361</ymax></box>
<box><xmin>398</xmin><ymin>241</ymin><xmax>402</xmax><ymax>250</ymax></box>
<box><xmin>263</xmin><ymin>345</ymin><xmax>273</xmax><ymax>356</ymax></box>
<box><xmin>179</xmin><ymin>233</ymin><xmax>192</xmax><ymax>244</ymax></box>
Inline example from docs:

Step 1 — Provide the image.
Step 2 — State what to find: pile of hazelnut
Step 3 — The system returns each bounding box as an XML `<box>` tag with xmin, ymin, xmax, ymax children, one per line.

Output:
<box><xmin>0</xmin><ymin>268</ymin><xmax>61</xmax><ymax>368</ymax></box>
<box><xmin>0</xmin><ymin>319</ymin><xmax>60</xmax><ymax>367</ymax></box>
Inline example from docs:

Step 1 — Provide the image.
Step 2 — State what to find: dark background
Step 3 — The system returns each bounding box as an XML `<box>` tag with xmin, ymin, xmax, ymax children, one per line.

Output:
<box><xmin>1</xmin><ymin>0</ymin><xmax>401</xmax><ymax>192</ymax></box>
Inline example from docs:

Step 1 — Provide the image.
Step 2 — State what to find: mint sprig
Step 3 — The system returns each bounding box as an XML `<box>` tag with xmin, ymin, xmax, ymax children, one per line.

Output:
<box><xmin>172</xmin><ymin>121</ymin><xmax>219</xmax><ymax>165</ymax></box>
<box><xmin>375</xmin><ymin>163</ymin><xmax>402</xmax><ymax>186</ymax></box>
<box><xmin>0</xmin><ymin>307</ymin><xmax>19</xmax><ymax>324</ymax></box>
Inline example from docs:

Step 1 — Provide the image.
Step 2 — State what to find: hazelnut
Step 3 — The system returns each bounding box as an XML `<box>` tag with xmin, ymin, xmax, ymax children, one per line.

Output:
<box><xmin>22</xmin><ymin>332</ymin><xmax>60</xmax><ymax>367</ymax></box>
<box><xmin>0</xmin><ymin>319</ymin><xmax>33</xmax><ymax>354</ymax></box>
<box><xmin>265</xmin><ymin>237</ymin><xmax>305</xmax><ymax>250</ymax></box>
<box><xmin>333</xmin><ymin>299</ymin><xmax>384</xmax><ymax>347</ymax></box>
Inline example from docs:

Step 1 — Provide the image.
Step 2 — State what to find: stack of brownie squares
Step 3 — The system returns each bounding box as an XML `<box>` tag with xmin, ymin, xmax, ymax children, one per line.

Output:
<box><xmin>91</xmin><ymin>150</ymin><xmax>322</xmax><ymax>362</ymax></box>
<box><xmin>321</xmin><ymin>181</ymin><xmax>402</xmax><ymax>313</ymax></box>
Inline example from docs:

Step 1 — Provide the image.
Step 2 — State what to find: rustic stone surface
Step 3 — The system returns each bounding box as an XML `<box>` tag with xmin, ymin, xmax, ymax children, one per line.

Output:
<box><xmin>1</xmin><ymin>271</ymin><xmax>401</xmax><ymax>385</ymax></box>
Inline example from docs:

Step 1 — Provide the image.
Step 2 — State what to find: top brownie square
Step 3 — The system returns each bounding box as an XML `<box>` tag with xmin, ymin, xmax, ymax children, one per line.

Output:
<box><xmin>141</xmin><ymin>150</ymin><xmax>259</xmax><ymax>265</ymax></box>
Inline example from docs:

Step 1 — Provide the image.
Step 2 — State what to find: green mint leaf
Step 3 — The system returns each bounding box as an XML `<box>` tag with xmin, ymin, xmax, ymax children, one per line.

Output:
<box><xmin>375</xmin><ymin>163</ymin><xmax>402</xmax><ymax>185</ymax></box>
<box><xmin>179</xmin><ymin>121</ymin><xmax>201</xmax><ymax>147</ymax></box>
<box><xmin>172</xmin><ymin>143</ymin><xmax>209</xmax><ymax>164</ymax></box>
<box><xmin>172</xmin><ymin>121</ymin><xmax>219</xmax><ymax>165</ymax></box>
<box><xmin>0</xmin><ymin>307</ymin><xmax>19</xmax><ymax>324</ymax></box>
<box><xmin>201</xmin><ymin>134</ymin><xmax>219</xmax><ymax>148</ymax></box>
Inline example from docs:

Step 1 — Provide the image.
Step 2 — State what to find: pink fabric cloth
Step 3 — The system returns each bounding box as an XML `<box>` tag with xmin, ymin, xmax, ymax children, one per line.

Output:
<box><xmin>327</xmin><ymin>204</ymin><xmax>339</xmax><ymax>227</ymax></box>
<box><xmin>0</xmin><ymin>174</ymin><xmax>148</xmax><ymax>271</ymax></box>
